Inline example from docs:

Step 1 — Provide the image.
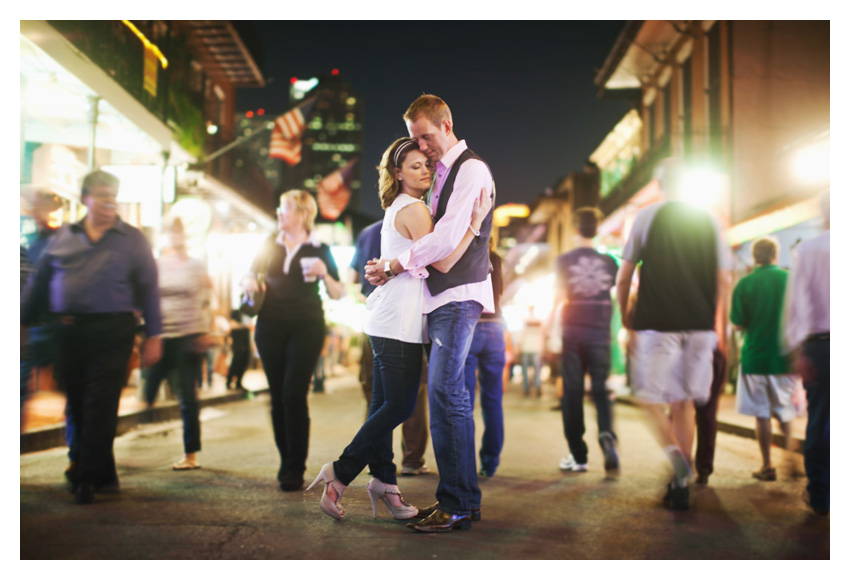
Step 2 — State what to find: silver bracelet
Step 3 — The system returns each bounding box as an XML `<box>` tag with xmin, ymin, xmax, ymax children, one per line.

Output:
<box><xmin>469</xmin><ymin>224</ymin><xmax>480</xmax><ymax>237</ymax></box>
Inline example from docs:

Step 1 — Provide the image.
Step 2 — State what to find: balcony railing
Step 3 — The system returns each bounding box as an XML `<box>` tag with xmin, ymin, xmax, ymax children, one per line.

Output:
<box><xmin>48</xmin><ymin>20</ymin><xmax>207</xmax><ymax>157</ymax></box>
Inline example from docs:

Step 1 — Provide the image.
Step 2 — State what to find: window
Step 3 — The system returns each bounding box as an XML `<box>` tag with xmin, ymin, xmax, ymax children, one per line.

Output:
<box><xmin>681</xmin><ymin>57</ymin><xmax>693</xmax><ymax>157</ymax></box>
<box><xmin>707</xmin><ymin>23</ymin><xmax>723</xmax><ymax>159</ymax></box>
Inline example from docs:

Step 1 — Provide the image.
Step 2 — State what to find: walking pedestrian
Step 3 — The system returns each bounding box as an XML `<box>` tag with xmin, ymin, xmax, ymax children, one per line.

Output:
<box><xmin>20</xmin><ymin>187</ymin><xmax>67</xmax><ymax>447</ymax></box>
<box><xmin>554</xmin><ymin>207</ymin><xmax>620</xmax><ymax>474</ymax></box>
<box><xmin>615</xmin><ymin>159</ymin><xmax>731</xmax><ymax>510</ymax></box>
<box><xmin>693</xmin><ymin>348</ymin><xmax>728</xmax><ymax>485</ymax></box>
<box><xmin>143</xmin><ymin>218</ymin><xmax>211</xmax><ymax>470</ymax></box>
<box><xmin>307</xmin><ymin>137</ymin><xmax>489</xmax><ymax>521</ymax></box>
<box><xmin>783</xmin><ymin>191</ymin><xmax>829</xmax><ymax>516</ymax></box>
<box><xmin>366</xmin><ymin>95</ymin><xmax>496</xmax><ymax>532</ymax></box>
<box><xmin>242</xmin><ymin>190</ymin><xmax>344</xmax><ymax>492</ymax></box>
<box><xmin>226</xmin><ymin>310</ymin><xmax>251</xmax><ymax>391</ymax></box>
<box><xmin>518</xmin><ymin>311</ymin><xmax>544</xmax><ymax>397</ymax></box>
<box><xmin>464</xmin><ymin>242</ymin><xmax>506</xmax><ymax>478</ymax></box>
<box><xmin>731</xmin><ymin>236</ymin><xmax>798</xmax><ymax>482</ymax></box>
<box><xmin>21</xmin><ymin>169</ymin><xmax>163</xmax><ymax>504</ymax></box>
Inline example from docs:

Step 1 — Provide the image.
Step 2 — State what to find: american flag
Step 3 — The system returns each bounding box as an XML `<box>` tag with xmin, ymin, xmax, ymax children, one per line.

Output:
<box><xmin>317</xmin><ymin>158</ymin><xmax>358</xmax><ymax>220</ymax></box>
<box><xmin>269</xmin><ymin>97</ymin><xmax>317</xmax><ymax>165</ymax></box>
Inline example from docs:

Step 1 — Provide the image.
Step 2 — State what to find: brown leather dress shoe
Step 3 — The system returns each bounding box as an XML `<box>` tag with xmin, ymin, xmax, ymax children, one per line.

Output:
<box><xmin>406</xmin><ymin>509</ymin><xmax>472</xmax><ymax>533</ymax></box>
<box><xmin>417</xmin><ymin>502</ymin><xmax>481</xmax><ymax>521</ymax></box>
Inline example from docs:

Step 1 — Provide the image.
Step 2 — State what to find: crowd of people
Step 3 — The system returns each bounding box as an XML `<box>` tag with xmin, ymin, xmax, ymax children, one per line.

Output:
<box><xmin>20</xmin><ymin>94</ymin><xmax>829</xmax><ymax>527</ymax></box>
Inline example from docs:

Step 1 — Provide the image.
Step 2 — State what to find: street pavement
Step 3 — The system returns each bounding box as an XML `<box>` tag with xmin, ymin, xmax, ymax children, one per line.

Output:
<box><xmin>20</xmin><ymin>371</ymin><xmax>829</xmax><ymax>561</ymax></box>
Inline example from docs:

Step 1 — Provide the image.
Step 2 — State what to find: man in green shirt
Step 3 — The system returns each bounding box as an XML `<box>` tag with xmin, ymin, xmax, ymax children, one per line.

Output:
<box><xmin>731</xmin><ymin>237</ymin><xmax>798</xmax><ymax>481</ymax></box>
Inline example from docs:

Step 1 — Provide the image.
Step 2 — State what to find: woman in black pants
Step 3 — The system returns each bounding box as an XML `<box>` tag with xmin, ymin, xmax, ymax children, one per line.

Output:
<box><xmin>242</xmin><ymin>190</ymin><xmax>344</xmax><ymax>491</ymax></box>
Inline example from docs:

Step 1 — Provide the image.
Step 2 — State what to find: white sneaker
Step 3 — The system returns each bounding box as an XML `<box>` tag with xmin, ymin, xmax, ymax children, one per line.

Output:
<box><xmin>401</xmin><ymin>465</ymin><xmax>431</xmax><ymax>476</ymax></box>
<box><xmin>559</xmin><ymin>455</ymin><xmax>588</xmax><ymax>472</ymax></box>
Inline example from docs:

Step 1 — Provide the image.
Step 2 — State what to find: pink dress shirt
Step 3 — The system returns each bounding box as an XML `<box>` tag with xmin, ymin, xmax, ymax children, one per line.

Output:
<box><xmin>397</xmin><ymin>140</ymin><xmax>495</xmax><ymax>315</ymax></box>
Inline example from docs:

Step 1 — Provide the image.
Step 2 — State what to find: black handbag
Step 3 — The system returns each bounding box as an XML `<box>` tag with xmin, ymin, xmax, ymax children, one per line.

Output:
<box><xmin>239</xmin><ymin>239</ymin><xmax>272</xmax><ymax>317</ymax></box>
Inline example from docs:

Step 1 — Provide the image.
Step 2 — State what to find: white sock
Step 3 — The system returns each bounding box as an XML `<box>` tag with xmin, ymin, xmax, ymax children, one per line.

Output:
<box><xmin>664</xmin><ymin>445</ymin><xmax>692</xmax><ymax>487</ymax></box>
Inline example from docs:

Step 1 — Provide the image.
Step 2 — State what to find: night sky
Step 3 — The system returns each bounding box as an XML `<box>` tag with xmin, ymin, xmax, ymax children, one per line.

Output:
<box><xmin>237</xmin><ymin>21</ymin><xmax>634</xmax><ymax>220</ymax></box>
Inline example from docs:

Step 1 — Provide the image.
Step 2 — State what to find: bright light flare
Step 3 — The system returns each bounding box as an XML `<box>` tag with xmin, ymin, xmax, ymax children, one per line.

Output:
<box><xmin>791</xmin><ymin>140</ymin><xmax>830</xmax><ymax>185</ymax></box>
<box><xmin>503</xmin><ymin>274</ymin><xmax>556</xmax><ymax>332</ymax></box>
<box><xmin>680</xmin><ymin>168</ymin><xmax>725</xmax><ymax>208</ymax></box>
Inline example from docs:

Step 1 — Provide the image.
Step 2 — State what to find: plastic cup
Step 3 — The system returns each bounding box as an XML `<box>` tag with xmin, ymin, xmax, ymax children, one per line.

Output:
<box><xmin>300</xmin><ymin>257</ymin><xmax>320</xmax><ymax>282</ymax></box>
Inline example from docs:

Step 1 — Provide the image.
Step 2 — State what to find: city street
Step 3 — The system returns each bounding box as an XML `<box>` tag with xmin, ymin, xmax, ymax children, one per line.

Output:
<box><xmin>20</xmin><ymin>372</ymin><xmax>829</xmax><ymax>560</ymax></box>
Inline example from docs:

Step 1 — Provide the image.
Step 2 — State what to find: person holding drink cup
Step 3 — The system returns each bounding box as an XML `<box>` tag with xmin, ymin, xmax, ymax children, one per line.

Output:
<box><xmin>242</xmin><ymin>190</ymin><xmax>344</xmax><ymax>492</ymax></box>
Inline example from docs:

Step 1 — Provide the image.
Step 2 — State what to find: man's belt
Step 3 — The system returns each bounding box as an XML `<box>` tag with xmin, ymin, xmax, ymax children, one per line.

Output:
<box><xmin>54</xmin><ymin>312</ymin><xmax>134</xmax><ymax>325</ymax></box>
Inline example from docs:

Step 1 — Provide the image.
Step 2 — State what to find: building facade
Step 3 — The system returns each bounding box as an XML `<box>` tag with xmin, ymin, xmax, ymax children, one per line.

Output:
<box><xmin>20</xmin><ymin>20</ymin><xmax>276</xmax><ymax>315</ymax></box>
<box><xmin>593</xmin><ymin>20</ymin><xmax>829</xmax><ymax>266</ymax></box>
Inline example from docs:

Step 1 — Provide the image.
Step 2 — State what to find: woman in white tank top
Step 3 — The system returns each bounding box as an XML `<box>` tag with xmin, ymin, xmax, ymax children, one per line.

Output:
<box><xmin>307</xmin><ymin>138</ymin><xmax>490</xmax><ymax>521</ymax></box>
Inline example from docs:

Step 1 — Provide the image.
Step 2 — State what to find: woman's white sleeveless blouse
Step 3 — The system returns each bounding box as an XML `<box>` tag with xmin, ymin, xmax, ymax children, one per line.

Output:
<box><xmin>363</xmin><ymin>194</ymin><xmax>429</xmax><ymax>344</ymax></box>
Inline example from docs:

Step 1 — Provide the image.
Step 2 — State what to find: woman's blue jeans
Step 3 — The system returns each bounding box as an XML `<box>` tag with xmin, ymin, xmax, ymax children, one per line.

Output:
<box><xmin>144</xmin><ymin>334</ymin><xmax>202</xmax><ymax>454</ymax></box>
<box><xmin>464</xmin><ymin>320</ymin><xmax>506</xmax><ymax>477</ymax></box>
<box><xmin>334</xmin><ymin>336</ymin><xmax>424</xmax><ymax>486</ymax></box>
<box><xmin>427</xmin><ymin>300</ymin><xmax>483</xmax><ymax>516</ymax></box>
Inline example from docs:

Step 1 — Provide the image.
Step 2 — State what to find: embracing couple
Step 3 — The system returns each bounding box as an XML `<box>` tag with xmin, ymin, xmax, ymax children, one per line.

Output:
<box><xmin>306</xmin><ymin>94</ymin><xmax>496</xmax><ymax>533</ymax></box>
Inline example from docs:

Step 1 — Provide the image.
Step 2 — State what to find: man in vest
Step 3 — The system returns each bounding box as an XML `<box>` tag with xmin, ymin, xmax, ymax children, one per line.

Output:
<box><xmin>365</xmin><ymin>94</ymin><xmax>495</xmax><ymax>532</ymax></box>
<box><xmin>615</xmin><ymin>158</ymin><xmax>730</xmax><ymax>511</ymax></box>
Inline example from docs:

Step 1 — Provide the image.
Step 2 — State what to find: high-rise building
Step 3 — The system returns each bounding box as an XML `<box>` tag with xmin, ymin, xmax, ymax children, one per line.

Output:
<box><xmin>281</xmin><ymin>70</ymin><xmax>364</xmax><ymax>220</ymax></box>
<box><xmin>232</xmin><ymin>109</ymin><xmax>282</xmax><ymax>200</ymax></box>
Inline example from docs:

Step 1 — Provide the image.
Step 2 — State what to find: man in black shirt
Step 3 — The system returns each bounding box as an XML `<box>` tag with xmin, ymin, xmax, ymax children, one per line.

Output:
<box><xmin>554</xmin><ymin>208</ymin><xmax>619</xmax><ymax>474</ymax></box>
<box><xmin>615</xmin><ymin>159</ymin><xmax>730</xmax><ymax>511</ymax></box>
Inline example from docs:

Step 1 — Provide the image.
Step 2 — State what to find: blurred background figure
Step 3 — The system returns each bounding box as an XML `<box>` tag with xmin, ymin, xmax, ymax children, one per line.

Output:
<box><xmin>311</xmin><ymin>328</ymin><xmax>331</xmax><ymax>394</ymax></box>
<box><xmin>21</xmin><ymin>169</ymin><xmax>163</xmax><ymax>505</ymax></box>
<box><xmin>731</xmin><ymin>236</ymin><xmax>798</xmax><ymax>482</ymax></box>
<box><xmin>615</xmin><ymin>159</ymin><xmax>731</xmax><ymax>511</ymax></box>
<box><xmin>542</xmin><ymin>299</ymin><xmax>565</xmax><ymax>411</ymax></box>
<box><xmin>350</xmin><ymin>220</ymin><xmax>383</xmax><ymax>408</ymax></box>
<box><xmin>464</xmin><ymin>242</ymin><xmax>506</xmax><ymax>478</ymax></box>
<box><xmin>19</xmin><ymin>186</ymin><xmax>63</xmax><ymax>431</ymax></box>
<box><xmin>226</xmin><ymin>310</ymin><xmax>251</xmax><ymax>391</ymax></box>
<box><xmin>20</xmin><ymin>247</ymin><xmax>33</xmax><ymax>426</ymax></box>
<box><xmin>243</xmin><ymin>190</ymin><xmax>344</xmax><ymax>492</ymax></box>
<box><xmin>693</xmin><ymin>348</ymin><xmax>728</xmax><ymax>485</ymax></box>
<box><xmin>143</xmin><ymin>218</ymin><xmax>211</xmax><ymax>471</ymax></box>
<box><xmin>783</xmin><ymin>191</ymin><xmax>830</xmax><ymax>516</ymax></box>
<box><xmin>518</xmin><ymin>308</ymin><xmax>544</xmax><ymax>397</ymax></box>
<box><xmin>553</xmin><ymin>207</ymin><xmax>619</xmax><ymax>474</ymax></box>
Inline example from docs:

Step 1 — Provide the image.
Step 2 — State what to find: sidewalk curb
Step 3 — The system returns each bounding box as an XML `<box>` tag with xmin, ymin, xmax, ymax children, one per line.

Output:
<box><xmin>20</xmin><ymin>388</ymin><xmax>270</xmax><ymax>455</ymax></box>
<box><xmin>614</xmin><ymin>395</ymin><xmax>805</xmax><ymax>453</ymax></box>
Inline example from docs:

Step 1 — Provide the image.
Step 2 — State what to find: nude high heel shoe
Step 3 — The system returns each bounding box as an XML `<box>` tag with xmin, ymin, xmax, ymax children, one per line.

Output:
<box><xmin>366</xmin><ymin>478</ymin><xmax>419</xmax><ymax>520</ymax></box>
<box><xmin>306</xmin><ymin>463</ymin><xmax>347</xmax><ymax>520</ymax></box>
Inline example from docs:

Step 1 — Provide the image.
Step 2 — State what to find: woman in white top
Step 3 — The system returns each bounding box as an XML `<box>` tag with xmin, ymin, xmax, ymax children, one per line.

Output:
<box><xmin>307</xmin><ymin>138</ymin><xmax>490</xmax><ymax>520</ymax></box>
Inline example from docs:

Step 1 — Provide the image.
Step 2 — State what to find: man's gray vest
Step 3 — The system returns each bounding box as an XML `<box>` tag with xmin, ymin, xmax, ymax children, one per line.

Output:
<box><xmin>425</xmin><ymin>148</ymin><xmax>495</xmax><ymax>296</ymax></box>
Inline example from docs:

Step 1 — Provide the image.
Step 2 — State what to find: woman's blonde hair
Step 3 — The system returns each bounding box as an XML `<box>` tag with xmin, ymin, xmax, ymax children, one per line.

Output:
<box><xmin>376</xmin><ymin>137</ymin><xmax>423</xmax><ymax>210</ymax></box>
<box><xmin>279</xmin><ymin>189</ymin><xmax>318</xmax><ymax>233</ymax></box>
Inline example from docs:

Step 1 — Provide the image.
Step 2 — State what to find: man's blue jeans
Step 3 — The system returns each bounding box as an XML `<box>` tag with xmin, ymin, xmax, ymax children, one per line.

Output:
<box><xmin>334</xmin><ymin>336</ymin><xmax>424</xmax><ymax>486</ymax></box>
<box><xmin>803</xmin><ymin>337</ymin><xmax>829</xmax><ymax>513</ymax></box>
<box><xmin>464</xmin><ymin>320</ymin><xmax>506</xmax><ymax>477</ymax></box>
<box><xmin>560</xmin><ymin>338</ymin><xmax>614</xmax><ymax>465</ymax></box>
<box><xmin>428</xmin><ymin>300</ymin><xmax>483</xmax><ymax>516</ymax></box>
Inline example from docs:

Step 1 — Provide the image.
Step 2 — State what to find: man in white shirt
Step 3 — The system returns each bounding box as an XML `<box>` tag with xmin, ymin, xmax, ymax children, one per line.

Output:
<box><xmin>366</xmin><ymin>95</ymin><xmax>494</xmax><ymax>532</ymax></box>
<box><xmin>784</xmin><ymin>191</ymin><xmax>830</xmax><ymax>516</ymax></box>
